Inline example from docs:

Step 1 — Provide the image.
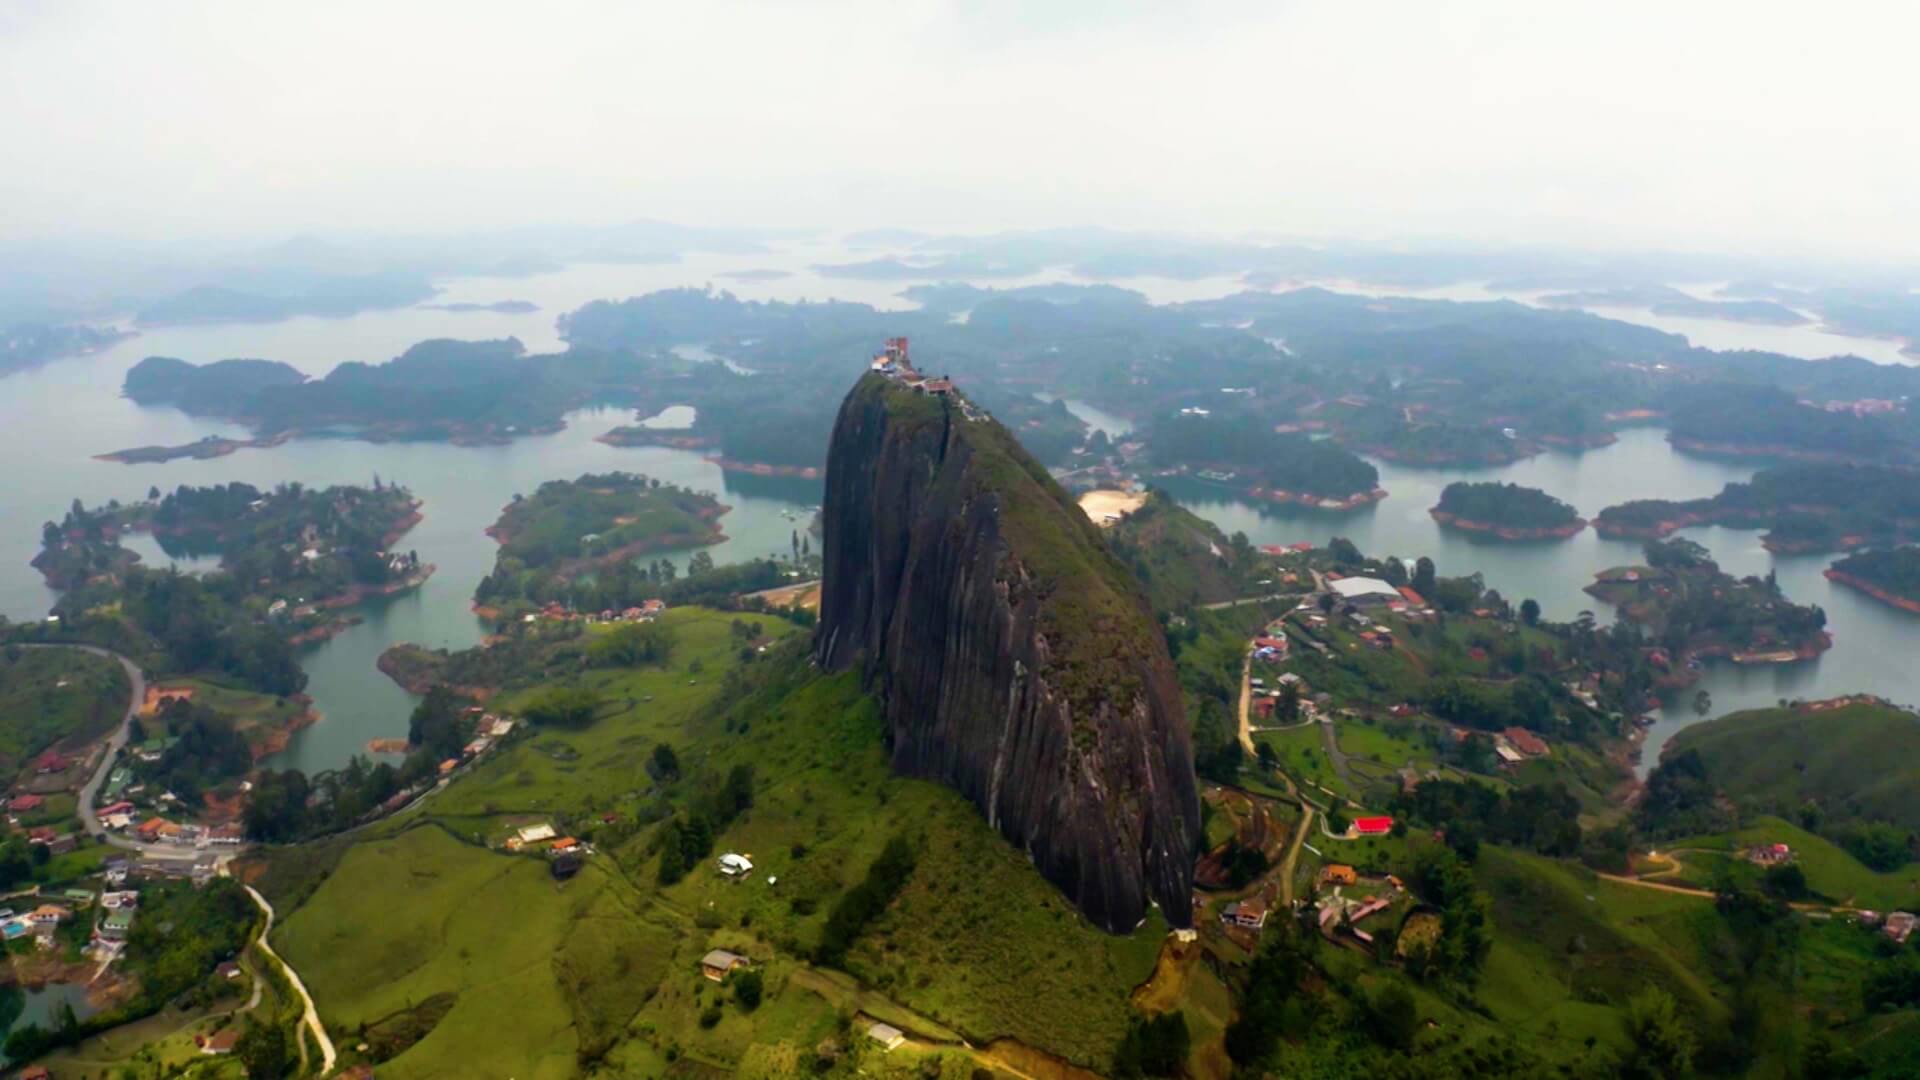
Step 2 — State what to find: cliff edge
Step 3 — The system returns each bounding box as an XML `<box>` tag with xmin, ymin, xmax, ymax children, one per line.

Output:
<box><xmin>815</xmin><ymin>373</ymin><xmax>1200</xmax><ymax>932</ymax></box>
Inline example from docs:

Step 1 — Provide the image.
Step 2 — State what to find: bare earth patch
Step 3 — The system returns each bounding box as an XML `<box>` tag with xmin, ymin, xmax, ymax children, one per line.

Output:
<box><xmin>1078</xmin><ymin>489</ymin><xmax>1147</xmax><ymax>527</ymax></box>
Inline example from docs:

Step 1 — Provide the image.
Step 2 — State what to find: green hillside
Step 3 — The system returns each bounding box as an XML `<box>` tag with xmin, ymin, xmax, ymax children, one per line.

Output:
<box><xmin>262</xmin><ymin>607</ymin><xmax>1161</xmax><ymax>1077</ymax></box>
<box><xmin>1665</xmin><ymin>701</ymin><xmax>1920</xmax><ymax>831</ymax></box>
<box><xmin>0</xmin><ymin>646</ymin><xmax>129</xmax><ymax>772</ymax></box>
<box><xmin>1104</xmin><ymin>489</ymin><xmax>1264</xmax><ymax>611</ymax></box>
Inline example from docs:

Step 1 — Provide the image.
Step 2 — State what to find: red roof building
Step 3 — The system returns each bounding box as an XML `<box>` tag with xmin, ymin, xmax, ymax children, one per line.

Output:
<box><xmin>1502</xmin><ymin>727</ymin><xmax>1549</xmax><ymax>757</ymax></box>
<box><xmin>1353</xmin><ymin>816</ymin><xmax>1394</xmax><ymax>836</ymax></box>
<box><xmin>34</xmin><ymin>750</ymin><xmax>70</xmax><ymax>774</ymax></box>
<box><xmin>7</xmin><ymin>794</ymin><xmax>44</xmax><ymax>813</ymax></box>
<box><xmin>1397</xmin><ymin>586</ymin><xmax>1427</xmax><ymax>606</ymax></box>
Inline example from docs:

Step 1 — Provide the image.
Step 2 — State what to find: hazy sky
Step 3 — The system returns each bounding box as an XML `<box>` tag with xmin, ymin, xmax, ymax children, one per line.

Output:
<box><xmin>3</xmin><ymin>0</ymin><xmax>1915</xmax><ymax>260</ymax></box>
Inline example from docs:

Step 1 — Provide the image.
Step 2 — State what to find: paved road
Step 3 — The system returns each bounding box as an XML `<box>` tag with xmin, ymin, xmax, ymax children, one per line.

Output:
<box><xmin>27</xmin><ymin>644</ymin><xmax>207</xmax><ymax>861</ymax></box>
<box><xmin>244</xmin><ymin>884</ymin><xmax>336</xmax><ymax>1075</ymax></box>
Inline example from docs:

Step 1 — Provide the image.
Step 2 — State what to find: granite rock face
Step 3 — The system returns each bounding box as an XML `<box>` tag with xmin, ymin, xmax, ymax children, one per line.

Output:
<box><xmin>815</xmin><ymin>374</ymin><xmax>1199</xmax><ymax>932</ymax></box>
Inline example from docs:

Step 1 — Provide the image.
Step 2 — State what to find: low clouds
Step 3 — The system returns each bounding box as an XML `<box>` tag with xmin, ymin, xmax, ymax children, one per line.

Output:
<box><xmin>1</xmin><ymin>0</ymin><xmax>1912</xmax><ymax>260</ymax></box>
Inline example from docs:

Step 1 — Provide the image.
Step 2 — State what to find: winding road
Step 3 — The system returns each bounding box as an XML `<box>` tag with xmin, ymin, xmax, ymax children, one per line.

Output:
<box><xmin>245</xmin><ymin>884</ymin><xmax>336</xmax><ymax>1075</ymax></box>
<box><xmin>28</xmin><ymin>643</ymin><xmax>202</xmax><ymax>860</ymax></box>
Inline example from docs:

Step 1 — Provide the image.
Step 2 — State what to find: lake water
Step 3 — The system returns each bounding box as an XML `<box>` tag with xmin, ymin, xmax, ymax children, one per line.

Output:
<box><xmin>1157</xmin><ymin>427</ymin><xmax>1920</xmax><ymax>773</ymax></box>
<box><xmin>0</xmin><ymin>980</ymin><xmax>98</xmax><ymax>1065</ymax></box>
<box><xmin>1032</xmin><ymin>394</ymin><xmax>1135</xmax><ymax>439</ymax></box>
<box><xmin>0</xmin><ymin>345</ymin><xmax>820</xmax><ymax>775</ymax></box>
<box><xmin>1</xmin><ymin>248</ymin><xmax>1915</xmax><ymax>777</ymax></box>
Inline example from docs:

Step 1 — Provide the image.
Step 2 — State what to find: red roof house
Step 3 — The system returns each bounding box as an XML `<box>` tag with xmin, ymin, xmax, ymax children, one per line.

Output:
<box><xmin>1397</xmin><ymin>586</ymin><xmax>1427</xmax><ymax>606</ymax></box>
<box><xmin>1352</xmin><ymin>816</ymin><xmax>1394</xmax><ymax>836</ymax></box>
<box><xmin>1502</xmin><ymin>727</ymin><xmax>1549</xmax><ymax>757</ymax></box>
<box><xmin>7</xmin><ymin>794</ymin><xmax>44</xmax><ymax>813</ymax></box>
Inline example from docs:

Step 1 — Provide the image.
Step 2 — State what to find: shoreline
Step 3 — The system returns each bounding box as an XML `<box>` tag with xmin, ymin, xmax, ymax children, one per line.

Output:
<box><xmin>1242</xmin><ymin>484</ymin><xmax>1388</xmax><ymax>512</ymax></box>
<box><xmin>250</xmin><ymin>705</ymin><xmax>322</xmax><ymax>760</ymax></box>
<box><xmin>94</xmin><ymin>432</ymin><xmax>293</xmax><ymax>465</ymax></box>
<box><xmin>1824</xmin><ymin>569</ymin><xmax>1920</xmax><ymax>615</ymax></box>
<box><xmin>1668</xmin><ymin>436</ymin><xmax>1900</xmax><ymax>468</ymax></box>
<box><xmin>704</xmin><ymin>456</ymin><xmax>822</xmax><ymax>480</ymax></box>
<box><xmin>1344</xmin><ymin>442</ymin><xmax>1534</xmax><ymax>468</ymax></box>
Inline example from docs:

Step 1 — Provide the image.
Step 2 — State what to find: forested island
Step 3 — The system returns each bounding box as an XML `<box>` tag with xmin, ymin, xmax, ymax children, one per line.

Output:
<box><xmin>1145</xmin><ymin>409</ymin><xmax>1383</xmax><ymax>507</ymax></box>
<box><xmin>473</xmin><ymin>472</ymin><xmax>727</xmax><ymax>617</ymax></box>
<box><xmin>1334</xmin><ymin>407</ymin><xmax>1546</xmax><ymax>465</ymax></box>
<box><xmin>102</xmin><ymin>281</ymin><xmax>1920</xmax><ymax>493</ymax></box>
<box><xmin>1585</xmin><ymin>538</ymin><xmax>1830</xmax><ymax>673</ymax></box>
<box><xmin>1825</xmin><ymin>546</ymin><xmax>1920</xmax><ymax>615</ymax></box>
<box><xmin>1594</xmin><ymin>463</ymin><xmax>1920</xmax><ymax>552</ymax></box>
<box><xmin>1429</xmin><ymin>481</ymin><xmax>1586</xmax><ymax>540</ymax></box>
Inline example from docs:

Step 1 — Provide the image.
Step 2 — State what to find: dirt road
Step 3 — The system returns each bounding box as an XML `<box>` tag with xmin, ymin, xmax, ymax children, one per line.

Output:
<box><xmin>244</xmin><ymin>884</ymin><xmax>336</xmax><ymax>1075</ymax></box>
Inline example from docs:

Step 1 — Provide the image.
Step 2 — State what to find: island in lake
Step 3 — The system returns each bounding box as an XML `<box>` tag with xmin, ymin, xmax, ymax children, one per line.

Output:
<box><xmin>1585</xmin><ymin>537</ymin><xmax>1830</xmax><ymax>678</ymax></box>
<box><xmin>473</xmin><ymin>472</ymin><xmax>728</xmax><ymax>622</ymax></box>
<box><xmin>95</xmin><ymin>432</ymin><xmax>290</xmax><ymax>465</ymax></box>
<box><xmin>1825</xmin><ymin>546</ymin><xmax>1920</xmax><ymax>615</ymax></box>
<box><xmin>1430</xmin><ymin>481</ymin><xmax>1586</xmax><ymax>540</ymax></box>
<box><xmin>1144</xmin><ymin>408</ymin><xmax>1386</xmax><ymax>509</ymax></box>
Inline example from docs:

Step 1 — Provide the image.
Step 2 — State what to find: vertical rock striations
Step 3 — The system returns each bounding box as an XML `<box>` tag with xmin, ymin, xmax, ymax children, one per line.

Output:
<box><xmin>815</xmin><ymin>373</ymin><xmax>1200</xmax><ymax>932</ymax></box>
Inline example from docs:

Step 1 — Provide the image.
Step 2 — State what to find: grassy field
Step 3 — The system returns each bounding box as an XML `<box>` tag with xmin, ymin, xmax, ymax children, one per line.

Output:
<box><xmin>155</xmin><ymin>677</ymin><xmax>311</xmax><ymax>754</ymax></box>
<box><xmin>276</xmin><ymin>822</ymin><xmax>615</xmax><ymax>1080</ymax></box>
<box><xmin>1471</xmin><ymin>846</ymin><xmax>1732</xmax><ymax>1059</ymax></box>
<box><xmin>1667</xmin><ymin>815</ymin><xmax>1920</xmax><ymax>911</ymax></box>
<box><xmin>0</xmin><ymin>646</ymin><xmax>128</xmax><ymax>772</ymax></box>
<box><xmin>270</xmin><ymin>606</ymin><xmax>1170</xmax><ymax>1075</ymax></box>
<box><xmin>1333</xmin><ymin>716</ymin><xmax>1431</xmax><ymax>766</ymax></box>
<box><xmin>1255</xmin><ymin>723</ymin><xmax>1347</xmax><ymax>801</ymax></box>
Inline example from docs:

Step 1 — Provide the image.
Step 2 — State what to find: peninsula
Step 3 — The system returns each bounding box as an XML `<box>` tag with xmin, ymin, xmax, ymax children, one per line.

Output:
<box><xmin>1825</xmin><ymin>546</ymin><xmax>1920</xmax><ymax>615</ymax></box>
<box><xmin>1585</xmin><ymin>538</ymin><xmax>1830</xmax><ymax>676</ymax></box>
